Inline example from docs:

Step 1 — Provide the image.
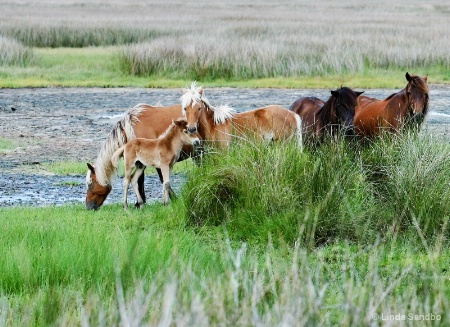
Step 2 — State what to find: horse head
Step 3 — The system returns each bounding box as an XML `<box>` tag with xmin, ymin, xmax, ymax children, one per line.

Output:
<box><xmin>85</xmin><ymin>163</ymin><xmax>112</xmax><ymax>210</ymax></box>
<box><xmin>174</xmin><ymin>118</ymin><xmax>201</xmax><ymax>146</ymax></box>
<box><xmin>330</xmin><ymin>87</ymin><xmax>364</xmax><ymax>136</ymax></box>
<box><xmin>405</xmin><ymin>72</ymin><xmax>429</xmax><ymax>128</ymax></box>
<box><xmin>181</xmin><ymin>82</ymin><xmax>210</xmax><ymax>134</ymax></box>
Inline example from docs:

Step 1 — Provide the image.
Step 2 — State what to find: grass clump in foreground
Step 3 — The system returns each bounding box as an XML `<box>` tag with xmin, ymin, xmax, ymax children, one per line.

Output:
<box><xmin>183</xmin><ymin>133</ymin><xmax>450</xmax><ymax>246</ymax></box>
<box><xmin>1</xmin><ymin>133</ymin><xmax>449</xmax><ymax>326</ymax></box>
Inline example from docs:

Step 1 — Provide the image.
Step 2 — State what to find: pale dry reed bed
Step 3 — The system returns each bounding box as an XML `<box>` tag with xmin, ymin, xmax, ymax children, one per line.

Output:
<box><xmin>1</xmin><ymin>0</ymin><xmax>449</xmax><ymax>77</ymax></box>
<box><xmin>0</xmin><ymin>36</ymin><xmax>34</xmax><ymax>66</ymax></box>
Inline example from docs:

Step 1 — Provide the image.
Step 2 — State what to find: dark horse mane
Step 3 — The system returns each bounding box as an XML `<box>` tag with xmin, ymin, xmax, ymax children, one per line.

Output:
<box><xmin>319</xmin><ymin>86</ymin><xmax>358</xmax><ymax>120</ymax></box>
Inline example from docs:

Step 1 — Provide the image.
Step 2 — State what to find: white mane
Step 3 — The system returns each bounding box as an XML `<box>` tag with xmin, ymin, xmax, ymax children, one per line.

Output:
<box><xmin>181</xmin><ymin>81</ymin><xmax>205</xmax><ymax>109</ymax></box>
<box><xmin>180</xmin><ymin>81</ymin><xmax>235</xmax><ymax>125</ymax></box>
<box><xmin>87</xmin><ymin>105</ymin><xmax>144</xmax><ymax>187</ymax></box>
<box><xmin>211</xmin><ymin>104</ymin><xmax>236</xmax><ymax>125</ymax></box>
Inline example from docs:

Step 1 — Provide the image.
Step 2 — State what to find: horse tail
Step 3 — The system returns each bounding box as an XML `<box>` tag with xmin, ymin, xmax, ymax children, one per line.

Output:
<box><xmin>293</xmin><ymin>113</ymin><xmax>303</xmax><ymax>152</ymax></box>
<box><xmin>111</xmin><ymin>146</ymin><xmax>125</xmax><ymax>169</ymax></box>
<box><xmin>92</xmin><ymin>104</ymin><xmax>146</xmax><ymax>186</ymax></box>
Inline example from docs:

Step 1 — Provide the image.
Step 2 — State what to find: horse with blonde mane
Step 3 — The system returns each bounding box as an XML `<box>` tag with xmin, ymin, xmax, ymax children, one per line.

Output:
<box><xmin>354</xmin><ymin>72</ymin><xmax>429</xmax><ymax>137</ymax></box>
<box><xmin>111</xmin><ymin>118</ymin><xmax>200</xmax><ymax>210</ymax></box>
<box><xmin>85</xmin><ymin>83</ymin><xmax>214</xmax><ymax>210</ymax></box>
<box><xmin>181</xmin><ymin>83</ymin><xmax>303</xmax><ymax>149</ymax></box>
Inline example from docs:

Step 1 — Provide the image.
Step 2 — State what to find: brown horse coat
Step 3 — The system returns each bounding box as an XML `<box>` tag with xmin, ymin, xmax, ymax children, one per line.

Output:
<box><xmin>290</xmin><ymin>87</ymin><xmax>363</xmax><ymax>144</ymax></box>
<box><xmin>86</xmin><ymin>103</ymin><xmax>195</xmax><ymax>210</ymax></box>
<box><xmin>111</xmin><ymin>118</ymin><xmax>200</xmax><ymax>209</ymax></box>
<box><xmin>354</xmin><ymin>73</ymin><xmax>429</xmax><ymax>137</ymax></box>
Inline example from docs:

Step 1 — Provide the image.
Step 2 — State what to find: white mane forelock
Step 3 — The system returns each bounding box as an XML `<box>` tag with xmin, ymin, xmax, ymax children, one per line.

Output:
<box><xmin>212</xmin><ymin>104</ymin><xmax>235</xmax><ymax>125</ymax></box>
<box><xmin>181</xmin><ymin>81</ymin><xmax>204</xmax><ymax>109</ymax></box>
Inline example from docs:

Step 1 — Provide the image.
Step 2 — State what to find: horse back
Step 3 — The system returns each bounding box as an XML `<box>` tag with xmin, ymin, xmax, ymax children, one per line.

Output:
<box><xmin>131</xmin><ymin>104</ymin><xmax>195</xmax><ymax>158</ymax></box>
<box><xmin>290</xmin><ymin>97</ymin><xmax>324</xmax><ymax>117</ymax></box>
<box><xmin>234</xmin><ymin>105</ymin><xmax>297</xmax><ymax>140</ymax></box>
<box><xmin>354</xmin><ymin>100</ymin><xmax>389</xmax><ymax>136</ymax></box>
<box><xmin>132</xmin><ymin>104</ymin><xmax>183</xmax><ymax>139</ymax></box>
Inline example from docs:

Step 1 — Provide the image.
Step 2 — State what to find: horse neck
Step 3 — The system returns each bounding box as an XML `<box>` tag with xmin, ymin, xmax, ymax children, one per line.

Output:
<box><xmin>318</xmin><ymin>98</ymin><xmax>338</xmax><ymax>127</ymax></box>
<box><xmin>159</xmin><ymin>124</ymin><xmax>183</xmax><ymax>151</ymax></box>
<box><xmin>198</xmin><ymin>106</ymin><xmax>218</xmax><ymax>139</ymax></box>
<box><xmin>387</xmin><ymin>88</ymin><xmax>410</xmax><ymax>118</ymax></box>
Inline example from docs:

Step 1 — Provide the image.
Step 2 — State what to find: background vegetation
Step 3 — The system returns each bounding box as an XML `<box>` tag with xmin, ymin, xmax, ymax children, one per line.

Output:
<box><xmin>0</xmin><ymin>0</ymin><xmax>449</xmax><ymax>87</ymax></box>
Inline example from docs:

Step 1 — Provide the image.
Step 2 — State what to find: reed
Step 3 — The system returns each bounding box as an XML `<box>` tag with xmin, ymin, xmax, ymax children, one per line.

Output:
<box><xmin>1</xmin><ymin>0</ymin><xmax>449</xmax><ymax>78</ymax></box>
<box><xmin>0</xmin><ymin>36</ymin><xmax>34</xmax><ymax>66</ymax></box>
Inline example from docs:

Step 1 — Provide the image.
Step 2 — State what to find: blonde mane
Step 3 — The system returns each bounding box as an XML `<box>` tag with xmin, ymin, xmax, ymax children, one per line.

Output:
<box><xmin>211</xmin><ymin>104</ymin><xmax>235</xmax><ymax>125</ymax></box>
<box><xmin>86</xmin><ymin>104</ymin><xmax>146</xmax><ymax>187</ymax></box>
<box><xmin>181</xmin><ymin>81</ymin><xmax>235</xmax><ymax>125</ymax></box>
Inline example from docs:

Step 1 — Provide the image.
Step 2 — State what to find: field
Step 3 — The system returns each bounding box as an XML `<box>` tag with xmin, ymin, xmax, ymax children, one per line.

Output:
<box><xmin>0</xmin><ymin>0</ymin><xmax>450</xmax><ymax>87</ymax></box>
<box><xmin>1</xmin><ymin>0</ymin><xmax>450</xmax><ymax>326</ymax></box>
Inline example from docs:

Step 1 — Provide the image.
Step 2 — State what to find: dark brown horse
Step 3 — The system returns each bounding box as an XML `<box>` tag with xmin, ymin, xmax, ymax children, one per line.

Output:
<box><xmin>354</xmin><ymin>73</ymin><xmax>429</xmax><ymax>137</ymax></box>
<box><xmin>290</xmin><ymin>87</ymin><xmax>364</xmax><ymax>144</ymax></box>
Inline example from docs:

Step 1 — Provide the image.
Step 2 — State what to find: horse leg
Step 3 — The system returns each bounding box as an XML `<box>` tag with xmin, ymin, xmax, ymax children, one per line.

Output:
<box><xmin>135</xmin><ymin>161</ymin><xmax>146</xmax><ymax>208</ymax></box>
<box><xmin>155</xmin><ymin>167</ymin><xmax>164</xmax><ymax>183</ymax></box>
<box><xmin>123</xmin><ymin>173</ymin><xmax>131</xmax><ymax>211</ymax></box>
<box><xmin>131</xmin><ymin>166</ymin><xmax>146</xmax><ymax>209</ymax></box>
<box><xmin>160</xmin><ymin>165</ymin><xmax>175</xmax><ymax>205</ymax></box>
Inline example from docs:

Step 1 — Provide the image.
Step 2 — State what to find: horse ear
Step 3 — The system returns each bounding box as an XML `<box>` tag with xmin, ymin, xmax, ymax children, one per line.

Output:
<box><xmin>331</xmin><ymin>90</ymin><xmax>339</xmax><ymax>97</ymax></box>
<box><xmin>424</xmin><ymin>75</ymin><xmax>428</xmax><ymax>82</ymax></box>
<box><xmin>405</xmin><ymin>72</ymin><xmax>411</xmax><ymax>82</ymax></box>
<box><xmin>357</xmin><ymin>91</ymin><xmax>364</xmax><ymax>96</ymax></box>
<box><xmin>198</xmin><ymin>87</ymin><xmax>204</xmax><ymax>97</ymax></box>
<box><xmin>87</xmin><ymin>163</ymin><xmax>95</xmax><ymax>173</ymax></box>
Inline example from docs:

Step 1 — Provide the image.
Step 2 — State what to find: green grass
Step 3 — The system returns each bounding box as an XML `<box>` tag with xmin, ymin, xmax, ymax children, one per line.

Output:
<box><xmin>1</xmin><ymin>194</ymin><xmax>449</xmax><ymax>325</ymax></box>
<box><xmin>0</xmin><ymin>137</ymin><xmax>16</xmax><ymax>152</ymax></box>
<box><xmin>0</xmin><ymin>47</ymin><xmax>447</xmax><ymax>88</ymax></box>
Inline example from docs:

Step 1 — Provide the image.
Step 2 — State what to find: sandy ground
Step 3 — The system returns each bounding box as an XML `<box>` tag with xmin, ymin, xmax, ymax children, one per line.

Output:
<box><xmin>0</xmin><ymin>86</ymin><xmax>449</xmax><ymax>207</ymax></box>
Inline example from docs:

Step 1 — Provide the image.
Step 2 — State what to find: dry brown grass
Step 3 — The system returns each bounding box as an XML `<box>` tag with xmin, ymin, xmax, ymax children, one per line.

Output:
<box><xmin>1</xmin><ymin>1</ymin><xmax>449</xmax><ymax>76</ymax></box>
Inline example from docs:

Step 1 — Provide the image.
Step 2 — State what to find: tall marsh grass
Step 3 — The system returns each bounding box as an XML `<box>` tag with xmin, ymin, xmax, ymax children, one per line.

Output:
<box><xmin>1</xmin><ymin>0</ymin><xmax>449</xmax><ymax>78</ymax></box>
<box><xmin>0</xmin><ymin>36</ymin><xmax>34</xmax><ymax>66</ymax></box>
<box><xmin>183</xmin><ymin>133</ymin><xmax>450</xmax><ymax>246</ymax></box>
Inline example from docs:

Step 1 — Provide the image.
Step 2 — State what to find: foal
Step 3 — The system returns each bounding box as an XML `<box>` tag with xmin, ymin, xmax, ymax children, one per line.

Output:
<box><xmin>111</xmin><ymin>118</ymin><xmax>200</xmax><ymax>209</ymax></box>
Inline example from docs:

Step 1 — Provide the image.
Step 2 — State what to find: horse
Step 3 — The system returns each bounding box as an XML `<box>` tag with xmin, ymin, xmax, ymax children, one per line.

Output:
<box><xmin>354</xmin><ymin>72</ymin><xmax>429</xmax><ymax>137</ymax></box>
<box><xmin>110</xmin><ymin>118</ymin><xmax>200</xmax><ymax>210</ymax></box>
<box><xmin>290</xmin><ymin>87</ymin><xmax>364</xmax><ymax>144</ymax></box>
<box><xmin>86</xmin><ymin>84</ymin><xmax>215</xmax><ymax>210</ymax></box>
<box><xmin>181</xmin><ymin>83</ymin><xmax>303</xmax><ymax>150</ymax></box>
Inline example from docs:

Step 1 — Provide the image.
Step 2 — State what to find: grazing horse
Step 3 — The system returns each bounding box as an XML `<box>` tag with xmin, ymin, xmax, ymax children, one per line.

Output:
<box><xmin>181</xmin><ymin>83</ymin><xmax>303</xmax><ymax>149</ymax></box>
<box><xmin>85</xmin><ymin>85</ymin><xmax>216</xmax><ymax>210</ymax></box>
<box><xmin>290</xmin><ymin>87</ymin><xmax>364</xmax><ymax>144</ymax></box>
<box><xmin>111</xmin><ymin>118</ymin><xmax>200</xmax><ymax>210</ymax></box>
<box><xmin>354</xmin><ymin>72</ymin><xmax>429</xmax><ymax>137</ymax></box>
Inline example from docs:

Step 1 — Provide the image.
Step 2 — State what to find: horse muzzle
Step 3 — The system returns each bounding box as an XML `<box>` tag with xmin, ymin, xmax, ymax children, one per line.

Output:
<box><xmin>343</xmin><ymin>125</ymin><xmax>355</xmax><ymax>136</ymax></box>
<box><xmin>86</xmin><ymin>201</ymin><xmax>100</xmax><ymax>210</ymax></box>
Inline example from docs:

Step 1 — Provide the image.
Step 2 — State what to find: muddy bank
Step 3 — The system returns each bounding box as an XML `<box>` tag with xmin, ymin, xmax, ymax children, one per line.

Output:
<box><xmin>0</xmin><ymin>86</ymin><xmax>449</xmax><ymax>207</ymax></box>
